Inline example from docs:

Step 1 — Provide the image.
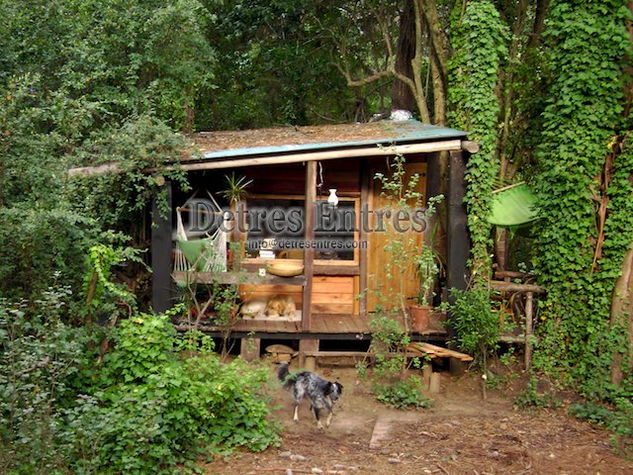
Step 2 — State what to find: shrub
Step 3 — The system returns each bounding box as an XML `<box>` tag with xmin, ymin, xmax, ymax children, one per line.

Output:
<box><xmin>447</xmin><ymin>288</ymin><xmax>499</xmax><ymax>399</ymax></box>
<box><xmin>0</xmin><ymin>289</ymin><xmax>96</xmax><ymax>472</ymax></box>
<box><xmin>88</xmin><ymin>313</ymin><xmax>280</xmax><ymax>472</ymax></box>
<box><xmin>569</xmin><ymin>398</ymin><xmax>633</xmax><ymax>457</ymax></box>
<box><xmin>362</xmin><ymin>313</ymin><xmax>432</xmax><ymax>410</ymax></box>
<box><xmin>0</xmin><ymin>292</ymin><xmax>280</xmax><ymax>473</ymax></box>
<box><xmin>0</xmin><ymin>207</ymin><xmax>96</xmax><ymax>302</ymax></box>
<box><xmin>374</xmin><ymin>376</ymin><xmax>433</xmax><ymax>410</ymax></box>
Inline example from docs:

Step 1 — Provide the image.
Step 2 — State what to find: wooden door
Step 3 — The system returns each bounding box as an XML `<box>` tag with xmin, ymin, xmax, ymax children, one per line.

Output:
<box><xmin>367</xmin><ymin>160</ymin><xmax>427</xmax><ymax>312</ymax></box>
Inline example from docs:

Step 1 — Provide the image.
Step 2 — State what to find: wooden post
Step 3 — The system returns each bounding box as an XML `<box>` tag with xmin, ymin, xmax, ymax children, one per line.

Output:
<box><xmin>447</xmin><ymin>150</ymin><xmax>470</xmax><ymax>299</ymax></box>
<box><xmin>524</xmin><ymin>291</ymin><xmax>534</xmax><ymax>370</ymax></box>
<box><xmin>152</xmin><ymin>180</ymin><xmax>173</xmax><ymax>313</ymax></box>
<box><xmin>302</xmin><ymin>161</ymin><xmax>317</xmax><ymax>331</ymax></box>
<box><xmin>359</xmin><ymin>159</ymin><xmax>369</xmax><ymax>317</ymax></box>
<box><xmin>449</xmin><ymin>357</ymin><xmax>466</xmax><ymax>376</ymax></box>
<box><xmin>429</xmin><ymin>372</ymin><xmax>441</xmax><ymax>393</ymax></box>
<box><xmin>422</xmin><ymin>364</ymin><xmax>433</xmax><ymax>387</ymax></box>
<box><xmin>240</xmin><ymin>337</ymin><xmax>261</xmax><ymax>362</ymax></box>
<box><xmin>299</xmin><ymin>338</ymin><xmax>319</xmax><ymax>371</ymax></box>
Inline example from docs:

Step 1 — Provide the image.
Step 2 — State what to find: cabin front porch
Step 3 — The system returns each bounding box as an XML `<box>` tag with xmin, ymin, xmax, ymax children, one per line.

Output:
<box><xmin>150</xmin><ymin>121</ymin><xmax>474</xmax><ymax>351</ymax></box>
<box><xmin>173</xmin><ymin>310</ymin><xmax>448</xmax><ymax>340</ymax></box>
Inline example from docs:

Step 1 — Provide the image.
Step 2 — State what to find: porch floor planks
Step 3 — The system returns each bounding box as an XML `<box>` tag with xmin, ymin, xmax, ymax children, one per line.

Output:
<box><xmin>176</xmin><ymin>313</ymin><xmax>447</xmax><ymax>336</ymax></box>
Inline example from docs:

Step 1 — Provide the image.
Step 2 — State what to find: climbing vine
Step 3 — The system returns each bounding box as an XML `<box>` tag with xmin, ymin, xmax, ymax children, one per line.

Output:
<box><xmin>531</xmin><ymin>0</ymin><xmax>632</xmax><ymax>400</ymax></box>
<box><xmin>447</xmin><ymin>0</ymin><xmax>508</xmax><ymax>285</ymax></box>
<box><xmin>68</xmin><ymin>115</ymin><xmax>190</xmax><ymax>230</ymax></box>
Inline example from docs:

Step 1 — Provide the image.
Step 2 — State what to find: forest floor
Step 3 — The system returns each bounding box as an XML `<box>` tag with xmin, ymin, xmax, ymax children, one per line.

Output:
<box><xmin>201</xmin><ymin>363</ymin><xmax>633</xmax><ymax>475</ymax></box>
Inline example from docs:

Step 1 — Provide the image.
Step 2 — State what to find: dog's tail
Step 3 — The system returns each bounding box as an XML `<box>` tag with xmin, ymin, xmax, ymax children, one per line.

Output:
<box><xmin>277</xmin><ymin>362</ymin><xmax>295</xmax><ymax>389</ymax></box>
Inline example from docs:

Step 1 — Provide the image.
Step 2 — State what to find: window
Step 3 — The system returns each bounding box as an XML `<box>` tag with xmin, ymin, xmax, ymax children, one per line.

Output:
<box><xmin>242</xmin><ymin>196</ymin><xmax>359</xmax><ymax>264</ymax></box>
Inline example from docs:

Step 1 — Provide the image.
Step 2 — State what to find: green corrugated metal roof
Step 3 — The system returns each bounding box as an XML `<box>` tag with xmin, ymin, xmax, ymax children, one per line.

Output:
<box><xmin>195</xmin><ymin>120</ymin><xmax>466</xmax><ymax>160</ymax></box>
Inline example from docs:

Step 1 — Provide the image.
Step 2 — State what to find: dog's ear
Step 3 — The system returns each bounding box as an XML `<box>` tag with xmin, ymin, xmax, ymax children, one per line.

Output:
<box><xmin>336</xmin><ymin>382</ymin><xmax>343</xmax><ymax>394</ymax></box>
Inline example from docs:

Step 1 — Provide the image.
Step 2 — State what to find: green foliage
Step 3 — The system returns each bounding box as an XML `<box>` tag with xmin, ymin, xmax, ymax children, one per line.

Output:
<box><xmin>91</xmin><ymin>313</ymin><xmax>280</xmax><ymax>471</ymax></box>
<box><xmin>84</xmin><ymin>358</ymin><xmax>279</xmax><ymax>472</ymax></box>
<box><xmin>0</xmin><ymin>206</ymin><xmax>97</xmax><ymax>302</ymax></box>
<box><xmin>448</xmin><ymin>0</ymin><xmax>508</xmax><ymax>283</ymax></box>
<box><xmin>83</xmin><ymin>238</ymin><xmax>146</xmax><ymax>314</ymax></box>
<box><xmin>197</xmin><ymin>0</ymin><xmax>368</xmax><ymax>129</ymax></box>
<box><xmin>0</xmin><ymin>289</ymin><xmax>97</xmax><ymax>472</ymax></box>
<box><xmin>369</xmin><ymin>312</ymin><xmax>410</xmax><ymax>382</ymax></box>
<box><xmin>220</xmin><ymin>173</ymin><xmax>253</xmax><ymax>205</ymax></box>
<box><xmin>69</xmin><ymin>114</ymin><xmax>190</xmax><ymax>229</ymax></box>
<box><xmin>448</xmin><ymin>288</ymin><xmax>499</xmax><ymax>361</ymax></box>
<box><xmin>0</xmin><ymin>74</ymin><xmax>86</xmax><ymax>208</ymax></box>
<box><xmin>374</xmin><ymin>376</ymin><xmax>433</xmax><ymax>410</ymax></box>
<box><xmin>364</xmin><ymin>313</ymin><xmax>432</xmax><ymax>410</ymax></box>
<box><xmin>569</xmin><ymin>399</ymin><xmax>633</xmax><ymax>455</ymax></box>
<box><xmin>0</xmin><ymin>292</ymin><xmax>280</xmax><ymax>473</ymax></box>
<box><xmin>1</xmin><ymin>0</ymin><xmax>214</xmax><ymax>129</ymax></box>
<box><xmin>530</xmin><ymin>0</ymin><xmax>633</xmax><ymax>400</ymax></box>
<box><xmin>514</xmin><ymin>375</ymin><xmax>561</xmax><ymax>409</ymax></box>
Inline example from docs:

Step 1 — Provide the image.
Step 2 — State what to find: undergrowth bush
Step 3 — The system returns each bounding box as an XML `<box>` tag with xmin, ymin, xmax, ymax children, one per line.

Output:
<box><xmin>0</xmin><ymin>290</ymin><xmax>280</xmax><ymax>473</ymax></box>
<box><xmin>374</xmin><ymin>376</ymin><xmax>432</xmax><ymax>410</ymax></box>
<box><xmin>0</xmin><ymin>288</ymin><xmax>97</xmax><ymax>472</ymax></box>
<box><xmin>569</xmin><ymin>399</ymin><xmax>633</xmax><ymax>456</ymax></box>
<box><xmin>359</xmin><ymin>313</ymin><xmax>432</xmax><ymax>410</ymax></box>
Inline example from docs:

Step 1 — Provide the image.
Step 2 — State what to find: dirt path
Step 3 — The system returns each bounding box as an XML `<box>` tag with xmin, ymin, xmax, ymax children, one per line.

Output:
<box><xmin>201</xmin><ymin>365</ymin><xmax>633</xmax><ymax>474</ymax></box>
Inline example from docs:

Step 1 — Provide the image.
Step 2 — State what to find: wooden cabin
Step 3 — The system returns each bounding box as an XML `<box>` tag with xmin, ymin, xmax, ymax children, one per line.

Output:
<box><xmin>148</xmin><ymin>119</ymin><xmax>474</xmax><ymax>354</ymax></box>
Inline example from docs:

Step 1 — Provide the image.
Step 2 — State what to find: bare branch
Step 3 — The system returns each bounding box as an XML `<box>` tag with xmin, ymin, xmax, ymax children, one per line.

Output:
<box><xmin>345</xmin><ymin>69</ymin><xmax>394</xmax><ymax>88</ymax></box>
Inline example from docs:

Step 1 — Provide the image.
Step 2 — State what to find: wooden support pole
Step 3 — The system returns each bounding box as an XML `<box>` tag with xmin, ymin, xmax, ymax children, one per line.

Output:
<box><xmin>359</xmin><ymin>159</ymin><xmax>369</xmax><ymax>317</ymax></box>
<box><xmin>447</xmin><ymin>151</ymin><xmax>470</xmax><ymax>299</ymax></box>
<box><xmin>302</xmin><ymin>161</ymin><xmax>317</xmax><ymax>332</ymax></box>
<box><xmin>422</xmin><ymin>364</ymin><xmax>433</xmax><ymax>387</ymax></box>
<box><xmin>152</xmin><ymin>180</ymin><xmax>173</xmax><ymax>313</ymax></box>
<box><xmin>524</xmin><ymin>291</ymin><xmax>534</xmax><ymax>370</ymax></box>
<box><xmin>429</xmin><ymin>372</ymin><xmax>441</xmax><ymax>393</ymax></box>
<box><xmin>299</xmin><ymin>339</ymin><xmax>319</xmax><ymax>371</ymax></box>
<box><xmin>240</xmin><ymin>337</ymin><xmax>261</xmax><ymax>362</ymax></box>
<box><xmin>449</xmin><ymin>357</ymin><xmax>466</xmax><ymax>376</ymax></box>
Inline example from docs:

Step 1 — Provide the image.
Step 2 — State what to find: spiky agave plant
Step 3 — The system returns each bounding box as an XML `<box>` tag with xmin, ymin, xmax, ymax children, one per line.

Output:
<box><xmin>220</xmin><ymin>173</ymin><xmax>252</xmax><ymax>205</ymax></box>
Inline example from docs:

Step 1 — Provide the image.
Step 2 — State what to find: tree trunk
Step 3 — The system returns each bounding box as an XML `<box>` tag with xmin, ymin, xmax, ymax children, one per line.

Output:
<box><xmin>420</xmin><ymin>0</ymin><xmax>449</xmax><ymax>125</ymax></box>
<box><xmin>391</xmin><ymin>1</ymin><xmax>417</xmax><ymax>112</ymax></box>
<box><xmin>495</xmin><ymin>228</ymin><xmax>508</xmax><ymax>271</ymax></box>
<box><xmin>528</xmin><ymin>0</ymin><xmax>550</xmax><ymax>49</ymax></box>
<box><xmin>430</xmin><ymin>52</ymin><xmax>447</xmax><ymax>125</ymax></box>
<box><xmin>610</xmin><ymin>246</ymin><xmax>633</xmax><ymax>386</ymax></box>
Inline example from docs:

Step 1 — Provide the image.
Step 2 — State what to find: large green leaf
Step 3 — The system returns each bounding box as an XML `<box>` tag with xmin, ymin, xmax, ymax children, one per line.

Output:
<box><xmin>487</xmin><ymin>183</ymin><xmax>539</xmax><ymax>227</ymax></box>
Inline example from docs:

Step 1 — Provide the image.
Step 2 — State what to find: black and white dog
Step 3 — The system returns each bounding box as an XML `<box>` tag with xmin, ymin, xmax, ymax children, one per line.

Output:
<box><xmin>277</xmin><ymin>362</ymin><xmax>343</xmax><ymax>429</ymax></box>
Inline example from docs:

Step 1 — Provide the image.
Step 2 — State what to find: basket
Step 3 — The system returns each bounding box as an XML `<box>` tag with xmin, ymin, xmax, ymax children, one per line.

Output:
<box><xmin>266</xmin><ymin>261</ymin><xmax>304</xmax><ymax>277</ymax></box>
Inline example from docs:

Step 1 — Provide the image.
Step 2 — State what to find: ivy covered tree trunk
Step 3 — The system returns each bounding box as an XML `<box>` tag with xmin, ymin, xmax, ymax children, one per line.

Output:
<box><xmin>532</xmin><ymin>0</ymin><xmax>632</xmax><ymax>393</ymax></box>
<box><xmin>447</xmin><ymin>0</ymin><xmax>507</xmax><ymax>286</ymax></box>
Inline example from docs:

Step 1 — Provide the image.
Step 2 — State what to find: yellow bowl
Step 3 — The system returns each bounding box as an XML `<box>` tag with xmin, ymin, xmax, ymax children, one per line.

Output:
<box><xmin>266</xmin><ymin>261</ymin><xmax>304</xmax><ymax>277</ymax></box>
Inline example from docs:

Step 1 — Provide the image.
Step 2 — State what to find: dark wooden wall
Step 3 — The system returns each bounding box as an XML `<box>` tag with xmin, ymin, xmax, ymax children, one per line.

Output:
<box><xmin>152</xmin><ymin>181</ymin><xmax>173</xmax><ymax>313</ymax></box>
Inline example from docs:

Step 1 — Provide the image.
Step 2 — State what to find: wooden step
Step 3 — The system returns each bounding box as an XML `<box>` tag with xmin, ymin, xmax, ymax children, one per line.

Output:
<box><xmin>406</xmin><ymin>342</ymin><xmax>473</xmax><ymax>362</ymax></box>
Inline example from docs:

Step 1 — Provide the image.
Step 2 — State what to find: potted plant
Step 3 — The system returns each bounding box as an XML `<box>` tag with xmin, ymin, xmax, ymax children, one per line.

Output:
<box><xmin>220</xmin><ymin>173</ymin><xmax>252</xmax><ymax>267</ymax></box>
<box><xmin>409</xmin><ymin>244</ymin><xmax>440</xmax><ymax>331</ymax></box>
